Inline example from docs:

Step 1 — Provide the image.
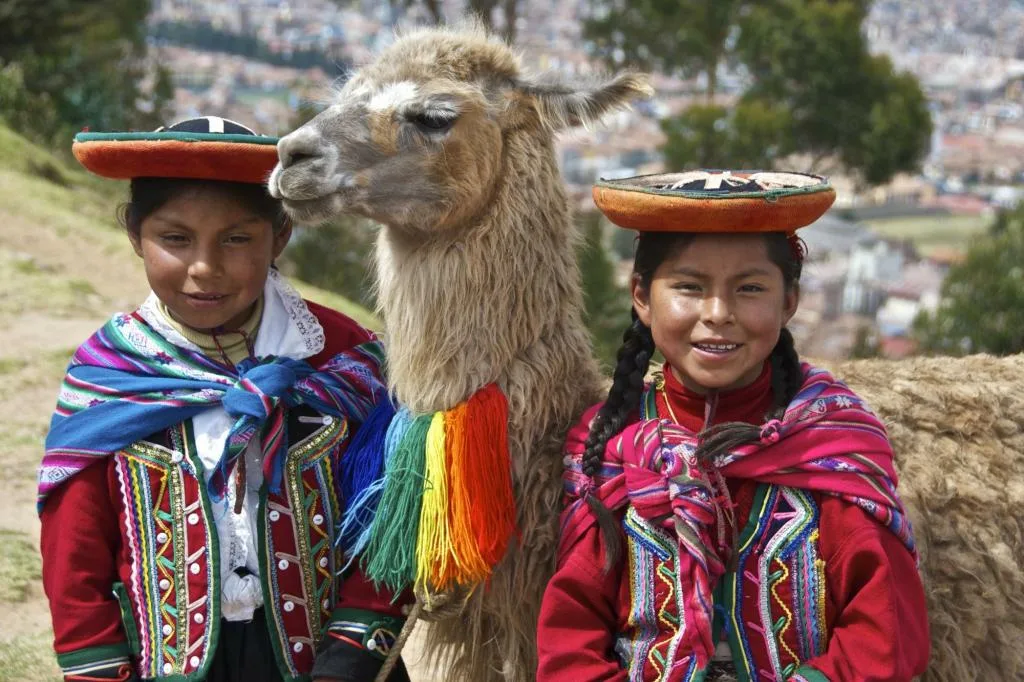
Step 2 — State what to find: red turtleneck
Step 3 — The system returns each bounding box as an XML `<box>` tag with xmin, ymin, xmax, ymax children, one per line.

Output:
<box><xmin>655</xmin><ymin>360</ymin><xmax>774</xmax><ymax>432</ymax></box>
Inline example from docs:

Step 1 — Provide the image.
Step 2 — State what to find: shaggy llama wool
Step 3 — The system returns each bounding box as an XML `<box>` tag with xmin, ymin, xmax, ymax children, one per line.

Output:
<box><xmin>271</xmin><ymin>23</ymin><xmax>651</xmax><ymax>682</ymax></box>
<box><xmin>827</xmin><ymin>353</ymin><xmax>1024</xmax><ymax>681</ymax></box>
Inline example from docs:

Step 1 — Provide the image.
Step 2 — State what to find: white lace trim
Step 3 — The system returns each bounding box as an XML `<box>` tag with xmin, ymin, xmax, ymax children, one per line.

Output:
<box><xmin>266</xmin><ymin>268</ymin><xmax>325</xmax><ymax>358</ymax></box>
<box><xmin>137</xmin><ymin>294</ymin><xmax>202</xmax><ymax>354</ymax></box>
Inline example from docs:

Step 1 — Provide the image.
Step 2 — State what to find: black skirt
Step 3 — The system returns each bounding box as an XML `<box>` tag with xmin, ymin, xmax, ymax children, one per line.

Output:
<box><xmin>204</xmin><ymin>608</ymin><xmax>283</xmax><ymax>682</ymax></box>
<box><xmin>202</xmin><ymin>608</ymin><xmax>411</xmax><ymax>682</ymax></box>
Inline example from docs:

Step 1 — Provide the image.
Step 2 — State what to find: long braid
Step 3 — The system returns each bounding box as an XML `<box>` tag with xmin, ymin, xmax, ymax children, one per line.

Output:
<box><xmin>581</xmin><ymin>309</ymin><xmax>654</xmax><ymax>569</ymax></box>
<box><xmin>767</xmin><ymin>327</ymin><xmax>803</xmax><ymax>419</ymax></box>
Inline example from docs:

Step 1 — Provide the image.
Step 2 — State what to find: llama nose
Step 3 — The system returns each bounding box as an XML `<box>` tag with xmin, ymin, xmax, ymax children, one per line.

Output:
<box><xmin>277</xmin><ymin>129</ymin><xmax>322</xmax><ymax>170</ymax></box>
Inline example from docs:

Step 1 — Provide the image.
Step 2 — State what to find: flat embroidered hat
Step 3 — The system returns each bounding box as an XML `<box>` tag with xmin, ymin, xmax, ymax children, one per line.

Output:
<box><xmin>72</xmin><ymin>116</ymin><xmax>279</xmax><ymax>184</ymax></box>
<box><xmin>592</xmin><ymin>170</ymin><xmax>836</xmax><ymax>233</ymax></box>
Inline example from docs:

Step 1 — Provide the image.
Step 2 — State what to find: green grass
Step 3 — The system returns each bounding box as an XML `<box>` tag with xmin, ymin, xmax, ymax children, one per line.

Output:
<box><xmin>0</xmin><ymin>167</ymin><xmax>125</xmax><ymax>244</ymax></box>
<box><xmin>0</xmin><ymin>531</ymin><xmax>40</xmax><ymax>604</ymax></box>
<box><xmin>0</xmin><ymin>631</ymin><xmax>61</xmax><ymax>682</ymax></box>
<box><xmin>0</xmin><ymin>252</ymin><xmax>108</xmax><ymax>318</ymax></box>
<box><xmin>863</xmin><ymin>214</ymin><xmax>989</xmax><ymax>256</ymax></box>
<box><xmin>292</xmin><ymin>280</ymin><xmax>381</xmax><ymax>331</ymax></box>
<box><xmin>0</xmin><ymin>124</ymin><xmax>121</xmax><ymax>201</ymax></box>
<box><xmin>235</xmin><ymin>87</ymin><xmax>292</xmax><ymax>107</ymax></box>
<box><xmin>0</xmin><ymin>358</ymin><xmax>28</xmax><ymax>376</ymax></box>
<box><xmin>0</xmin><ymin>419</ymin><xmax>48</xmax><ymax>482</ymax></box>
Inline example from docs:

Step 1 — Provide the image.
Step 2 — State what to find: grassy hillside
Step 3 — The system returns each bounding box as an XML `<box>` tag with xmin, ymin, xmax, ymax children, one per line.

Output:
<box><xmin>0</xmin><ymin>123</ymin><xmax>377</xmax><ymax>681</ymax></box>
<box><xmin>863</xmin><ymin>213</ymin><xmax>989</xmax><ymax>257</ymax></box>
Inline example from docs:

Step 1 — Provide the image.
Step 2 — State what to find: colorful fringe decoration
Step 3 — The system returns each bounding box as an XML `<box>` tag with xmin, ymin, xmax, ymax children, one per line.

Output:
<box><xmin>339</xmin><ymin>384</ymin><xmax>517</xmax><ymax>595</ymax></box>
<box><xmin>340</xmin><ymin>409</ymin><xmax>414</xmax><ymax>562</ymax></box>
<box><xmin>337</xmin><ymin>397</ymin><xmax>397</xmax><ymax>550</ymax></box>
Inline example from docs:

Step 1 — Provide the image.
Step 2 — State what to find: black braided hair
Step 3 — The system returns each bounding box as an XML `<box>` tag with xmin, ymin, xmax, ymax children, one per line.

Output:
<box><xmin>767</xmin><ymin>327</ymin><xmax>803</xmax><ymax>419</ymax></box>
<box><xmin>581</xmin><ymin>309</ymin><xmax>654</xmax><ymax>569</ymax></box>
<box><xmin>582</xmin><ymin>230</ymin><xmax>806</xmax><ymax>567</ymax></box>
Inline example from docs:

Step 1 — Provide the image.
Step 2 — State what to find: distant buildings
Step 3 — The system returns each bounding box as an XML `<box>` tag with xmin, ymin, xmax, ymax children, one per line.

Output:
<box><xmin>146</xmin><ymin>0</ymin><xmax>1015</xmax><ymax>360</ymax></box>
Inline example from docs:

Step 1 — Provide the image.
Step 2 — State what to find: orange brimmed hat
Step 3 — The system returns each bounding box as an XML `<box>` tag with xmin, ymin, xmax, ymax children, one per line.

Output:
<box><xmin>72</xmin><ymin>116</ymin><xmax>279</xmax><ymax>184</ymax></box>
<box><xmin>593</xmin><ymin>170</ymin><xmax>835</xmax><ymax>233</ymax></box>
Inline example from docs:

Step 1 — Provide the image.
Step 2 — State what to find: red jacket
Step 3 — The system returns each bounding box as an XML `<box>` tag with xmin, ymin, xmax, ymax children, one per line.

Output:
<box><xmin>41</xmin><ymin>301</ymin><xmax>408</xmax><ymax>682</ymax></box>
<box><xmin>537</xmin><ymin>366</ymin><xmax>930</xmax><ymax>681</ymax></box>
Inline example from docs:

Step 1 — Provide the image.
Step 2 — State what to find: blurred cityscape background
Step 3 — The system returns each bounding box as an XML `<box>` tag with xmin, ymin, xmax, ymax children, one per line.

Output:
<box><xmin>2</xmin><ymin>2</ymin><xmax>1024</xmax><ymax>677</ymax></box>
<box><xmin>4</xmin><ymin>0</ymin><xmax>1024</xmax><ymax>368</ymax></box>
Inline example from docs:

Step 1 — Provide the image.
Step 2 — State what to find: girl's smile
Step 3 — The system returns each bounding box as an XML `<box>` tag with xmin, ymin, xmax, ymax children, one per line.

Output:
<box><xmin>182</xmin><ymin>292</ymin><xmax>230</xmax><ymax>312</ymax></box>
<box><xmin>130</xmin><ymin>188</ymin><xmax>291</xmax><ymax>331</ymax></box>
<box><xmin>632</xmin><ymin>233</ymin><xmax>799</xmax><ymax>394</ymax></box>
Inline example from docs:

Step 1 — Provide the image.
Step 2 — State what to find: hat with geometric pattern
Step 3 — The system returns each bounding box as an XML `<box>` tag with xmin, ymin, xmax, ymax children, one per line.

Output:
<box><xmin>72</xmin><ymin>116</ymin><xmax>279</xmax><ymax>184</ymax></box>
<box><xmin>592</xmin><ymin>170</ymin><xmax>836</xmax><ymax>233</ymax></box>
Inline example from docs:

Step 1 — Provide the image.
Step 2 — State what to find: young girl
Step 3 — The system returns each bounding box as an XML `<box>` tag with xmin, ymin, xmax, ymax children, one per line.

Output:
<box><xmin>39</xmin><ymin>117</ymin><xmax>410</xmax><ymax>682</ymax></box>
<box><xmin>537</xmin><ymin>171</ymin><xmax>930</xmax><ymax>681</ymax></box>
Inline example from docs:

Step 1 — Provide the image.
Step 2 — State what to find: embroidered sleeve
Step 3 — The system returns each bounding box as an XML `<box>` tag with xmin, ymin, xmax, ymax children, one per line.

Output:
<box><xmin>789</xmin><ymin>665</ymin><xmax>830</xmax><ymax>682</ymax></box>
<box><xmin>59</xmin><ymin>649</ymin><xmax>136</xmax><ymax>680</ymax></box>
<box><xmin>803</xmin><ymin>501</ymin><xmax>930</xmax><ymax>681</ymax></box>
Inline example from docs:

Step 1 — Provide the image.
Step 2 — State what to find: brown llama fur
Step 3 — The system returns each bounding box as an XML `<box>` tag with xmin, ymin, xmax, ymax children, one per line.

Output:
<box><xmin>270</xmin><ymin>24</ymin><xmax>652</xmax><ymax>681</ymax></box>
<box><xmin>268</xmin><ymin>22</ymin><xmax>1023</xmax><ymax>682</ymax></box>
<box><xmin>825</xmin><ymin>354</ymin><xmax>1024</xmax><ymax>681</ymax></box>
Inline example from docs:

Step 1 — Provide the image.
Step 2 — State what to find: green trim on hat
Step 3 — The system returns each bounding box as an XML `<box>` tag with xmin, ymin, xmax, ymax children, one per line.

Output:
<box><xmin>74</xmin><ymin>131</ymin><xmax>279</xmax><ymax>145</ymax></box>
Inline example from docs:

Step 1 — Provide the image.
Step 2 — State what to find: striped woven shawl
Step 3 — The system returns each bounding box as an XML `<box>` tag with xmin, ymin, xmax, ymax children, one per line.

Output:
<box><xmin>560</xmin><ymin>364</ymin><xmax>916</xmax><ymax>671</ymax></box>
<box><xmin>39</xmin><ymin>311</ymin><xmax>385</xmax><ymax>512</ymax></box>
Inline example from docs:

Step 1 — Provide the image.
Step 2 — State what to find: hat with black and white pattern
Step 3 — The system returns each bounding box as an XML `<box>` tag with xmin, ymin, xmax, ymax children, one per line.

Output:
<box><xmin>592</xmin><ymin>170</ymin><xmax>835</xmax><ymax>235</ymax></box>
<box><xmin>72</xmin><ymin>116</ymin><xmax>279</xmax><ymax>184</ymax></box>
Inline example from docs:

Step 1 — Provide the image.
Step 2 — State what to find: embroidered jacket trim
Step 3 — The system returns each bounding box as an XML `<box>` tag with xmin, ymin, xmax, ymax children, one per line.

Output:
<box><xmin>616</xmin><ymin>482</ymin><xmax>830</xmax><ymax>682</ymax></box>
<box><xmin>109</xmin><ymin>414</ymin><xmax>348</xmax><ymax>681</ymax></box>
<box><xmin>57</xmin><ymin>643</ymin><xmax>132</xmax><ymax>678</ymax></box>
<box><xmin>260</xmin><ymin>414</ymin><xmax>349</xmax><ymax>678</ymax></box>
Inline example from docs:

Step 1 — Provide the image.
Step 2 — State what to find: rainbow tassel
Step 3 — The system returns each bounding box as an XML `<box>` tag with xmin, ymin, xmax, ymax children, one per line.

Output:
<box><xmin>339</xmin><ymin>398</ymin><xmax>396</xmax><ymax>509</ymax></box>
<box><xmin>345</xmin><ymin>384</ymin><xmax>518</xmax><ymax>595</ymax></box>
<box><xmin>461</xmin><ymin>386</ymin><xmax>516</xmax><ymax>567</ymax></box>
<box><xmin>415</xmin><ymin>412</ymin><xmax>451</xmax><ymax>591</ymax></box>
<box><xmin>362</xmin><ymin>412</ymin><xmax>432</xmax><ymax>591</ymax></box>
<box><xmin>340</xmin><ymin>407</ymin><xmax>412</xmax><ymax>560</ymax></box>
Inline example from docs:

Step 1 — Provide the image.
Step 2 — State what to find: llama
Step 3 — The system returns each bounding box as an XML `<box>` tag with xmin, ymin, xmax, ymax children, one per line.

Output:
<box><xmin>270</xmin><ymin>25</ymin><xmax>652</xmax><ymax>681</ymax></box>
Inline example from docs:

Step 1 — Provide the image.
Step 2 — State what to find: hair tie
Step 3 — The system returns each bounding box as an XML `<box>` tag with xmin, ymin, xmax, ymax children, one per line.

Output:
<box><xmin>760</xmin><ymin>419</ymin><xmax>783</xmax><ymax>444</ymax></box>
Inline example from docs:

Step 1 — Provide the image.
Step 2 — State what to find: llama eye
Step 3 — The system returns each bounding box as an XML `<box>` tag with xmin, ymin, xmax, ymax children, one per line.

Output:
<box><xmin>410</xmin><ymin>112</ymin><xmax>456</xmax><ymax>132</ymax></box>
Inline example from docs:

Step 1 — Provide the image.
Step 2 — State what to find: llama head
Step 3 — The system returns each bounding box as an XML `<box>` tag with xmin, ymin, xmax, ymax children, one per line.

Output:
<box><xmin>269</xmin><ymin>25</ymin><xmax>652</xmax><ymax>233</ymax></box>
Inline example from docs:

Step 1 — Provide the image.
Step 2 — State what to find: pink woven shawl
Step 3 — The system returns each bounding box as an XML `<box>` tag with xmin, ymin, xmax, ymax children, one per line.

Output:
<box><xmin>559</xmin><ymin>364</ymin><xmax>916</xmax><ymax>670</ymax></box>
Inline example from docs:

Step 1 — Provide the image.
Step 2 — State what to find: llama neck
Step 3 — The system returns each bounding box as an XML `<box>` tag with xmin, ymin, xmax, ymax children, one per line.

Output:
<box><xmin>375</xmin><ymin>132</ymin><xmax>592</xmax><ymax>415</ymax></box>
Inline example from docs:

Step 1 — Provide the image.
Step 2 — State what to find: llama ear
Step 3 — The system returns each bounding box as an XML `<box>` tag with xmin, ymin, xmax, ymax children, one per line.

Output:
<box><xmin>503</xmin><ymin>72</ymin><xmax>654</xmax><ymax>131</ymax></box>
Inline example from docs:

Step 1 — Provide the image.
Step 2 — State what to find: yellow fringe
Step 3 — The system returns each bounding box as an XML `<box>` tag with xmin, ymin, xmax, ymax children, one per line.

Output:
<box><xmin>415</xmin><ymin>411</ymin><xmax>451</xmax><ymax>591</ymax></box>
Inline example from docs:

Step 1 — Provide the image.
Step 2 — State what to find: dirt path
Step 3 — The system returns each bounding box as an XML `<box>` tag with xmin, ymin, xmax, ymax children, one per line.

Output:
<box><xmin>0</xmin><ymin>311</ymin><xmax>98</xmax><ymax>680</ymax></box>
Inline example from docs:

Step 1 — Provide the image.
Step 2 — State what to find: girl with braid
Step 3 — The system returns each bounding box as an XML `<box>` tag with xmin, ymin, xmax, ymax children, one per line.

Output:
<box><xmin>536</xmin><ymin>171</ymin><xmax>929</xmax><ymax>682</ymax></box>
